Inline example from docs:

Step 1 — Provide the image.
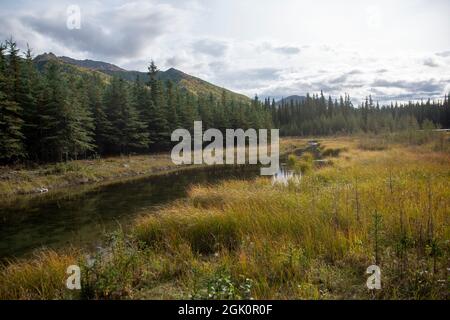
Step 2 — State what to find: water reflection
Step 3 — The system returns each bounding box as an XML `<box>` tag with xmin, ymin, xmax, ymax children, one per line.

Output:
<box><xmin>0</xmin><ymin>165</ymin><xmax>259</xmax><ymax>259</ymax></box>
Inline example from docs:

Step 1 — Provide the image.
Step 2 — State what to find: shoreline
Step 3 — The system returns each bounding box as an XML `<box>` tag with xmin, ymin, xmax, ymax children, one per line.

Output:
<box><xmin>0</xmin><ymin>154</ymin><xmax>182</xmax><ymax>199</ymax></box>
<box><xmin>0</xmin><ymin>138</ymin><xmax>307</xmax><ymax>200</ymax></box>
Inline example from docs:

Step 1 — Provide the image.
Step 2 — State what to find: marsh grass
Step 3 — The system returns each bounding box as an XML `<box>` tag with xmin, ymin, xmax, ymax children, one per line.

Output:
<box><xmin>287</xmin><ymin>152</ymin><xmax>314</xmax><ymax>173</ymax></box>
<box><xmin>0</xmin><ymin>250</ymin><xmax>80</xmax><ymax>299</ymax></box>
<box><xmin>1</xmin><ymin>136</ymin><xmax>449</xmax><ymax>299</ymax></box>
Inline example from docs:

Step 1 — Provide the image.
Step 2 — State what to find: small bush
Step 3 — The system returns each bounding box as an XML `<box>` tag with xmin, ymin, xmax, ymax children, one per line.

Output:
<box><xmin>80</xmin><ymin>232</ymin><xmax>145</xmax><ymax>299</ymax></box>
<box><xmin>191</xmin><ymin>269</ymin><xmax>253</xmax><ymax>300</ymax></box>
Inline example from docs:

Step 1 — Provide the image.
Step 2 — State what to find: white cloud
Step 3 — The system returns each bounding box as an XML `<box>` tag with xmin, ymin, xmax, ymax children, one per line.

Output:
<box><xmin>1</xmin><ymin>0</ymin><xmax>449</xmax><ymax>103</ymax></box>
<box><xmin>423</xmin><ymin>57</ymin><xmax>440</xmax><ymax>68</ymax></box>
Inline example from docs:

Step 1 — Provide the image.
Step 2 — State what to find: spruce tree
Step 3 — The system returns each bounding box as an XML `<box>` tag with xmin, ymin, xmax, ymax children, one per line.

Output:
<box><xmin>87</xmin><ymin>74</ymin><xmax>113</xmax><ymax>155</ymax></box>
<box><xmin>20</xmin><ymin>45</ymin><xmax>41</xmax><ymax>161</ymax></box>
<box><xmin>0</xmin><ymin>40</ymin><xmax>25</xmax><ymax>161</ymax></box>
<box><xmin>104</xmin><ymin>77</ymin><xmax>149</xmax><ymax>154</ymax></box>
<box><xmin>147</xmin><ymin>61</ymin><xmax>170</xmax><ymax>149</ymax></box>
<box><xmin>67</xmin><ymin>76</ymin><xmax>95</xmax><ymax>159</ymax></box>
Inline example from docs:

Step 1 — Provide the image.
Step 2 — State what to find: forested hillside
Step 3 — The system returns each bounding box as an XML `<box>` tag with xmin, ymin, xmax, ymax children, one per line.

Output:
<box><xmin>0</xmin><ymin>38</ymin><xmax>449</xmax><ymax>164</ymax></box>
<box><xmin>0</xmin><ymin>39</ymin><xmax>271</xmax><ymax>163</ymax></box>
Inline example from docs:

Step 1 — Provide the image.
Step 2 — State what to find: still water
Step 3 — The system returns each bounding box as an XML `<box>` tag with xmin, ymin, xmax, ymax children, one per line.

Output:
<box><xmin>0</xmin><ymin>166</ymin><xmax>261</xmax><ymax>259</ymax></box>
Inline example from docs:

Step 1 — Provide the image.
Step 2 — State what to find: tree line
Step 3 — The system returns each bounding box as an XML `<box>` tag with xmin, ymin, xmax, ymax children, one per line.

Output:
<box><xmin>270</xmin><ymin>91</ymin><xmax>450</xmax><ymax>136</ymax></box>
<box><xmin>0</xmin><ymin>39</ymin><xmax>272</xmax><ymax>163</ymax></box>
<box><xmin>1</xmin><ymin>38</ymin><xmax>449</xmax><ymax>164</ymax></box>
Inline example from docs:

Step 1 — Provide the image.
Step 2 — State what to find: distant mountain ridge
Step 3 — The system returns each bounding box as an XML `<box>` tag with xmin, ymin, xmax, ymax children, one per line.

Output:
<box><xmin>33</xmin><ymin>53</ymin><xmax>251</xmax><ymax>103</ymax></box>
<box><xmin>276</xmin><ymin>95</ymin><xmax>306</xmax><ymax>106</ymax></box>
<box><xmin>59</xmin><ymin>56</ymin><xmax>126</xmax><ymax>72</ymax></box>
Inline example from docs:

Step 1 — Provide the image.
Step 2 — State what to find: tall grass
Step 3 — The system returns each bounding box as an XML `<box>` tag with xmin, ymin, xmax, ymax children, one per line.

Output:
<box><xmin>1</xmin><ymin>136</ymin><xmax>449</xmax><ymax>299</ymax></box>
<box><xmin>0</xmin><ymin>250</ymin><xmax>79</xmax><ymax>299</ymax></box>
<box><xmin>133</xmin><ymin>139</ymin><xmax>449</xmax><ymax>299</ymax></box>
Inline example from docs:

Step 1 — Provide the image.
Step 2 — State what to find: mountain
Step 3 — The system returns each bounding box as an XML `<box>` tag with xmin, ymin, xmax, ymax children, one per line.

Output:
<box><xmin>33</xmin><ymin>52</ymin><xmax>113</xmax><ymax>83</ymax></box>
<box><xmin>276</xmin><ymin>95</ymin><xmax>306</xmax><ymax>106</ymax></box>
<box><xmin>59</xmin><ymin>56</ymin><xmax>125</xmax><ymax>72</ymax></box>
<box><xmin>33</xmin><ymin>53</ymin><xmax>251</xmax><ymax>103</ymax></box>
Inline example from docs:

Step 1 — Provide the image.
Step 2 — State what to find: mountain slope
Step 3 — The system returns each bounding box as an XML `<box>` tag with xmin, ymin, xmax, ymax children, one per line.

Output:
<box><xmin>34</xmin><ymin>53</ymin><xmax>251</xmax><ymax>103</ymax></box>
<box><xmin>33</xmin><ymin>53</ymin><xmax>112</xmax><ymax>83</ymax></box>
<box><xmin>59</xmin><ymin>56</ymin><xmax>125</xmax><ymax>72</ymax></box>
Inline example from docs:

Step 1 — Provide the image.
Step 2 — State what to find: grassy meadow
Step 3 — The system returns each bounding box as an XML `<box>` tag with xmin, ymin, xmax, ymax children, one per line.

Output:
<box><xmin>0</xmin><ymin>133</ymin><xmax>449</xmax><ymax>300</ymax></box>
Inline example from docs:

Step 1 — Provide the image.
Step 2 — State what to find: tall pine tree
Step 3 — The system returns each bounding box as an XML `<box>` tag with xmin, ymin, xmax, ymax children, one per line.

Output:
<box><xmin>0</xmin><ymin>39</ymin><xmax>25</xmax><ymax>161</ymax></box>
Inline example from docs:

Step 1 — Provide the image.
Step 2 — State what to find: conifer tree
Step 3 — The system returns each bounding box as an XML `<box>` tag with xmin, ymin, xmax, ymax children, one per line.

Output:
<box><xmin>147</xmin><ymin>61</ymin><xmax>170</xmax><ymax>149</ymax></box>
<box><xmin>20</xmin><ymin>45</ymin><xmax>41</xmax><ymax>160</ymax></box>
<box><xmin>39</xmin><ymin>61</ymin><xmax>68</xmax><ymax>161</ymax></box>
<box><xmin>0</xmin><ymin>40</ymin><xmax>25</xmax><ymax>161</ymax></box>
<box><xmin>67</xmin><ymin>76</ymin><xmax>95</xmax><ymax>159</ymax></box>
<box><xmin>104</xmin><ymin>77</ymin><xmax>149</xmax><ymax>154</ymax></box>
<box><xmin>87</xmin><ymin>75</ymin><xmax>113</xmax><ymax>155</ymax></box>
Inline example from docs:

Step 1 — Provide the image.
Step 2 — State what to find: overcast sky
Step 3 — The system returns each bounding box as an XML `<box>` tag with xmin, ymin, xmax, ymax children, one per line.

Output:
<box><xmin>1</xmin><ymin>0</ymin><xmax>449</xmax><ymax>103</ymax></box>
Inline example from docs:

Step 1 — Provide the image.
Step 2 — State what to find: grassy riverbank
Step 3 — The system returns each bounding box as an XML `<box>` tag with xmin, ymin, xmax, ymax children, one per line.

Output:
<box><xmin>0</xmin><ymin>140</ymin><xmax>305</xmax><ymax>199</ymax></box>
<box><xmin>0</xmin><ymin>154</ymin><xmax>179</xmax><ymax>198</ymax></box>
<box><xmin>1</xmin><ymin>134</ymin><xmax>449</xmax><ymax>299</ymax></box>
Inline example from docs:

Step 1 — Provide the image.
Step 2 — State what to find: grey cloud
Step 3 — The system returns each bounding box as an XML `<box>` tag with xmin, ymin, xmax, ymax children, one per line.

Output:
<box><xmin>260</xmin><ymin>80</ymin><xmax>338</xmax><ymax>100</ymax></box>
<box><xmin>260</xmin><ymin>42</ymin><xmax>301</xmax><ymax>55</ymax></box>
<box><xmin>259</xmin><ymin>68</ymin><xmax>367</xmax><ymax>99</ymax></box>
<box><xmin>3</xmin><ymin>3</ymin><xmax>181</xmax><ymax>60</ymax></box>
<box><xmin>328</xmin><ymin>70</ymin><xmax>363</xmax><ymax>84</ymax></box>
<box><xmin>259</xmin><ymin>74</ymin><xmax>448</xmax><ymax>103</ymax></box>
<box><xmin>436</xmin><ymin>51</ymin><xmax>450</xmax><ymax>58</ymax></box>
<box><xmin>240</xmin><ymin>68</ymin><xmax>281</xmax><ymax>80</ymax></box>
<box><xmin>272</xmin><ymin>46</ymin><xmax>300</xmax><ymax>55</ymax></box>
<box><xmin>228</xmin><ymin>68</ymin><xmax>281</xmax><ymax>90</ymax></box>
<box><xmin>255</xmin><ymin>66</ymin><xmax>366</xmax><ymax>98</ymax></box>
<box><xmin>423</xmin><ymin>57</ymin><xmax>439</xmax><ymax>67</ymax></box>
<box><xmin>371</xmin><ymin>79</ymin><xmax>445</xmax><ymax>94</ymax></box>
<box><xmin>210</xmin><ymin>66</ymin><xmax>282</xmax><ymax>91</ymax></box>
<box><xmin>369</xmin><ymin>92</ymin><xmax>441</xmax><ymax>102</ymax></box>
<box><xmin>165</xmin><ymin>55</ymin><xmax>187</xmax><ymax>67</ymax></box>
<box><xmin>192</xmin><ymin>39</ymin><xmax>228</xmax><ymax>56</ymax></box>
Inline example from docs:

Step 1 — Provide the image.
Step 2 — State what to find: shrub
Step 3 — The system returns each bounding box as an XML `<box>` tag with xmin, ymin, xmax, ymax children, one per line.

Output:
<box><xmin>80</xmin><ymin>232</ymin><xmax>145</xmax><ymax>299</ymax></box>
<box><xmin>191</xmin><ymin>269</ymin><xmax>253</xmax><ymax>300</ymax></box>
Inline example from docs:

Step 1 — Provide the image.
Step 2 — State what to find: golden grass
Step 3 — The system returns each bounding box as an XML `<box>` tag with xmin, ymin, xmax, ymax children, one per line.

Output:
<box><xmin>0</xmin><ymin>250</ymin><xmax>79</xmax><ymax>299</ymax></box>
<box><xmin>1</xmin><ymin>136</ymin><xmax>449</xmax><ymax>300</ymax></box>
<box><xmin>132</xmin><ymin>137</ymin><xmax>450</xmax><ymax>299</ymax></box>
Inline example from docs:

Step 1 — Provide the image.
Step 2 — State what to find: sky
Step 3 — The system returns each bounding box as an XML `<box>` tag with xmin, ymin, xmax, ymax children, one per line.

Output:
<box><xmin>1</xmin><ymin>0</ymin><xmax>449</xmax><ymax>103</ymax></box>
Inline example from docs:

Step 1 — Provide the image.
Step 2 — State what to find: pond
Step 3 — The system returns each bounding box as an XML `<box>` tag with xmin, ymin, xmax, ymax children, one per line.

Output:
<box><xmin>0</xmin><ymin>165</ymin><xmax>261</xmax><ymax>260</ymax></box>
